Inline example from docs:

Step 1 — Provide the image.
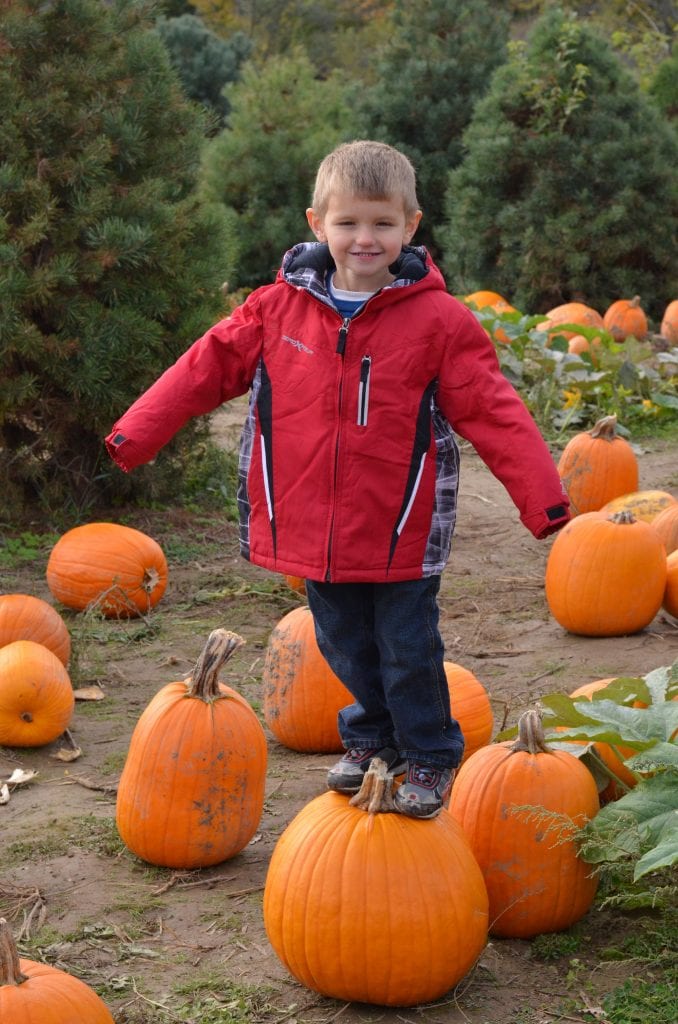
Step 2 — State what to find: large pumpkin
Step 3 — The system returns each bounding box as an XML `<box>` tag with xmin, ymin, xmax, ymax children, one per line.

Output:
<box><xmin>544</xmin><ymin>510</ymin><xmax>667</xmax><ymax>636</ymax></box>
<box><xmin>556</xmin><ymin>415</ymin><xmax>638</xmax><ymax>515</ymax></box>
<box><xmin>445</xmin><ymin>662</ymin><xmax>494</xmax><ymax>763</ymax></box>
<box><xmin>263</xmin><ymin>760</ymin><xmax>489</xmax><ymax>1006</ymax></box>
<box><xmin>659</xmin><ymin>299</ymin><xmax>678</xmax><ymax>344</ymax></box>
<box><xmin>650</xmin><ymin>503</ymin><xmax>678</xmax><ymax>555</ymax></box>
<box><xmin>262</xmin><ymin>606</ymin><xmax>352</xmax><ymax>753</ymax></box>
<box><xmin>116</xmin><ymin>630</ymin><xmax>267</xmax><ymax>868</ymax></box>
<box><xmin>537</xmin><ymin>302</ymin><xmax>604</xmax><ymax>341</ymax></box>
<box><xmin>0</xmin><ymin>918</ymin><xmax>114</xmax><ymax>1023</ymax></box>
<box><xmin>0</xmin><ymin>594</ymin><xmax>71</xmax><ymax>666</ymax></box>
<box><xmin>46</xmin><ymin>522</ymin><xmax>168</xmax><ymax>617</ymax></box>
<box><xmin>0</xmin><ymin>640</ymin><xmax>74</xmax><ymax>747</ymax></box>
<box><xmin>601</xmin><ymin>489</ymin><xmax>677</xmax><ymax>523</ymax></box>
<box><xmin>603</xmin><ymin>295</ymin><xmax>648</xmax><ymax>341</ymax></box>
<box><xmin>448</xmin><ymin>709</ymin><xmax>599</xmax><ymax>938</ymax></box>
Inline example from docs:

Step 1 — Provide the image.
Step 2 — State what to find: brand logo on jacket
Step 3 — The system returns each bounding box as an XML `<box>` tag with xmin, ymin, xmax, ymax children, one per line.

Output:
<box><xmin>282</xmin><ymin>334</ymin><xmax>314</xmax><ymax>355</ymax></box>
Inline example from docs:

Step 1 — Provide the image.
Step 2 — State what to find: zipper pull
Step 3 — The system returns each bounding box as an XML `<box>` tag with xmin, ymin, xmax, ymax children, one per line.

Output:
<box><xmin>336</xmin><ymin>317</ymin><xmax>350</xmax><ymax>355</ymax></box>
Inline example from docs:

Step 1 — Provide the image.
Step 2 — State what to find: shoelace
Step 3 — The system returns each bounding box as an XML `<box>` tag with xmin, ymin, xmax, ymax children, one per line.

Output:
<box><xmin>410</xmin><ymin>766</ymin><xmax>439</xmax><ymax>787</ymax></box>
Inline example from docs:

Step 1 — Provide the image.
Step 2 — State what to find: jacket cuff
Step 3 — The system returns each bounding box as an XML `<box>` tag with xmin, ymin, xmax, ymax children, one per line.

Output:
<box><xmin>105</xmin><ymin>430</ymin><xmax>152</xmax><ymax>473</ymax></box>
<box><xmin>521</xmin><ymin>503</ymin><xmax>571</xmax><ymax>539</ymax></box>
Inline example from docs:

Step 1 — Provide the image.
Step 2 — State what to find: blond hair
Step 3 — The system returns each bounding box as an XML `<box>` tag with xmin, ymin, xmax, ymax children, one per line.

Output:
<box><xmin>310</xmin><ymin>140</ymin><xmax>420</xmax><ymax>217</ymax></box>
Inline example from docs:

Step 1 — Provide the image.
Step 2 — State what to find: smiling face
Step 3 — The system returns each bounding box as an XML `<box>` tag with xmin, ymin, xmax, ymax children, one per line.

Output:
<box><xmin>306</xmin><ymin>193</ymin><xmax>422</xmax><ymax>293</ymax></box>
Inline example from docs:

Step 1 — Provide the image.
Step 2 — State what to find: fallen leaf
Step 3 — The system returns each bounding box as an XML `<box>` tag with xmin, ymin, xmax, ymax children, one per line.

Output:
<box><xmin>73</xmin><ymin>684</ymin><xmax>105</xmax><ymax>701</ymax></box>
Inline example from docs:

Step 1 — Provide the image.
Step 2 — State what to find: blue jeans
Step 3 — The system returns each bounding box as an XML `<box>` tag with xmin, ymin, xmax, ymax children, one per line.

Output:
<box><xmin>305</xmin><ymin>577</ymin><xmax>464</xmax><ymax>769</ymax></box>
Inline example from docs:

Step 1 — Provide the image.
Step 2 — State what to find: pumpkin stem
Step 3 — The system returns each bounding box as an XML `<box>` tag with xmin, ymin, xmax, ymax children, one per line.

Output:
<box><xmin>630</xmin><ymin>295</ymin><xmax>641</xmax><ymax>308</ymax></box>
<box><xmin>187</xmin><ymin>629</ymin><xmax>246</xmax><ymax>702</ymax></box>
<box><xmin>349</xmin><ymin>757</ymin><xmax>397</xmax><ymax>814</ymax></box>
<box><xmin>0</xmin><ymin>918</ymin><xmax>28</xmax><ymax>986</ymax></box>
<box><xmin>588</xmin><ymin>414</ymin><xmax>618</xmax><ymax>441</ymax></box>
<box><xmin>142</xmin><ymin>567</ymin><xmax>161</xmax><ymax>594</ymax></box>
<box><xmin>608</xmin><ymin>510</ymin><xmax>637</xmax><ymax>525</ymax></box>
<box><xmin>510</xmin><ymin>709</ymin><xmax>551</xmax><ymax>755</ymax></box>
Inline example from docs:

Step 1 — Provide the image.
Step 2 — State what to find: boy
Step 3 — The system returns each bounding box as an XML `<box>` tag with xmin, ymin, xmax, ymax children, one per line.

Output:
<box><xmin>106</xmin><ymin>140</ymin><xmax>569</xmax><ymax>818</ymax></box>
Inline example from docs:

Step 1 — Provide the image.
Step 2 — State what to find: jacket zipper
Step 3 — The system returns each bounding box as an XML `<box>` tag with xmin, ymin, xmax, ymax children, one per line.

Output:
<box><xmin>357</xmin><ymin>355</ymin><xmax>371</xmax><ymax>427</ymax></box>
<box><xmin>326</xmin><ymin>317</ymin><xmax>351</xmax><ymax>579</ymax></box>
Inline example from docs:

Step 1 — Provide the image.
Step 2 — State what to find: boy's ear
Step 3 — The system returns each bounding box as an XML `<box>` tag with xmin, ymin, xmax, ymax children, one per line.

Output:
<box><xmin>404</xmin><ymin>210</ymin><xmax>423</xmax><ymax>243</ymax></box>
<box><xmin>306</xmin><ymin>208</ymin><xmax>325</xmax><ymax>241</ymax></box>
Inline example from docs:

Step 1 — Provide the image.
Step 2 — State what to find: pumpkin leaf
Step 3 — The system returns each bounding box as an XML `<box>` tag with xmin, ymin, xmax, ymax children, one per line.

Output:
<box><xmin>581</xmin><ymin>774</ymin><xmax>678</xmax><ymax>867</ymax></box>
<box><xmin>633</xmin><ymin>816</ymin><xmax>678</xmax><ymax>880</ymax></box>
<box><xmin>625</xmin><ymin>742</ymin><xmax>678</xmax><ymax>772</ymax></box>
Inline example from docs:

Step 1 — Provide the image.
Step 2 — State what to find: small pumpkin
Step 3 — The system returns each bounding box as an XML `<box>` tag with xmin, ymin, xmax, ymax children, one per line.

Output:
<box><xmin>537</xmin><ymin>302</ymin><xmax>604</xmax><ymax>341</ymax></box>
<box><xmin>262</xmin><ymin>606</ymin><xmax>352</xmax><ymax>753</ymax></box>
<box><xmin>567</xmin><ymin>333</ymin><xmax>601</xmax><ymax>357</ymax></box>
<box><xmin>0</xmin><ymin>594</ymin><xmax>71</xmax><ymax>666</ymax></box>
<box><xmin>116</xmin><ymin>629</ymin><xmax>267</xmax><ymax>868</ymax></box>
<box><xmin>463</xmin><ymin>290</ymin><xmax>517</xmax><ymax>344</ymax></box>
<box><xmin>663</xmin><ymin>550</ymin><xmax>678</xmax><ymax>619</ymax></box>
<box><xmin>283</xmin><ymin>574</ymin><xmax>306</xmax><ymax>595</ymax></box>
<box><xmin>0</xmin><ymin>917</ymin><xmax>114</xmax><ymax>1023</ymax></box>
<box><xmin>448</xmin><ymin>709</ymin><xmax>599</xmax><ymax>938</ymax></box>
<box><xmin>544</xmin><ymin>510</ymin><xmax>667</xmax><ymax>636</ymax></box>
<box><xmin>603</xmin><ymin>295</ymin><xmax>648</xmax><ymax>341</ymax></box>
<box><xmin>444</xmin><ymin>662</ymin><xmax>494</xmax><ymax>763</ymax></box>
<box><xmin>601</xmin><ymin>489</ymin><xmax>677</xmax><ymax>523</ymax></box>
<box><xmin>0</xmin><ymin>640</ymin><xmax>74</xmax><ymax>747</ymax></box>
<box><xmin>263</xmin><ymin>759</ymin><xmax>489</xmax><ymax>1006</ymax></box>
<box><xmin>659</xmin><ymin>299</ymin><xmax>678</xmax><ymax>345</ymax></box>
<box><xmin>46</xmin><ymin>522</ymin><xmax>168</xmax><ymax>617</ymax></box>
<box><xmin>556</xmin><ymin>415</ymin><xmax>639</xmax><ymax>516</ymax></box>
<box><xmin>649</xmin><ymin>503</ymin><xmax>678</xmax><ymax>555</ymax></box>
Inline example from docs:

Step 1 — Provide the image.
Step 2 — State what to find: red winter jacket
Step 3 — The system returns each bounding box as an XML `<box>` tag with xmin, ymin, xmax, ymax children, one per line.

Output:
<box><xmin>106</xmin><ymin>243</ymin><xmax>569</xmax><ymax>582</ymax></box>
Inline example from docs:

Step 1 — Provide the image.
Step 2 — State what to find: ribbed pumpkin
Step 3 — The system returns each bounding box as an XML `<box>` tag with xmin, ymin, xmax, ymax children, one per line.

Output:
<box><xmin>46</xmin><ymin>522</ymin><xmax>168</xmax><ymax>617</ymax></box>
<box><xmin>601</xmin><ymin>489</ymin><xmax>677</xmax><ymax>523</ymax></box>
<box><xmin>0</xmin><ymin>641</ymin><xmax>74</xmax><ymax>747</ymax></box>
<box><xmin>262</xmin><ymin>606</ymin><xmax>352</xmax><ymax>753</ymax></box>
<box><xmin>0</xmin><ymin>918</ymin><xmax>114</xmax><ymax>1023</ymax></box>
<box><xmin>538</xmin><ymin>301</ymin><xmax>604</xmax><ymax>341</ymax></box>
<box><xmin>568</xmin><ymin>680</ymin><xmax>638</xmax><ymax>802</ymax></box>
<box><xmin>445</xmin><ymin>662</ymin><xmax>494</xmax><ymax>763</ymax></box>
<box><xmin>648</xmin><ymin>504</ymin><xmax>678</xmax><ymax>554</ymax></box>
<box><xmin>664</xmin><ymin>550</ymin><xmax>678</xmax><ymax>618</ymax></box>
<box><xmin>448</xmin><ymin>710</ymin><xmax>599</xmax><ymax>938</ymax></box>
<box><xmin>659</xmin><ymin>299</ymin><xmax>678</xmax><ymax>344</ymax></box>
<box><xmin>0</xmin><ymin>594</ymin><xmax>71</xmax><ymax>666</ymax></box>
<box><xmin>263</xmin><ymin>759</ymin><xmax>489</xmax><ymax>1006</ymax></box>
<box><xmin>116</xmin><ymin>630</ymin><xmax>267</xmax><ymax>868</ymax></box>
<box><xmin>556</xmin><ymin>415</ymin><xmax>639</xmax><ymax>516</ymax></box>
<box><xmin>603</xmin><ymin>295</ymin><xmax>648</xmax><ymax>341</ymax></box>
<box><xmin>544</xmin><ymin>511</ymin><xmax>667</xmax><ymax>636</ymax></box>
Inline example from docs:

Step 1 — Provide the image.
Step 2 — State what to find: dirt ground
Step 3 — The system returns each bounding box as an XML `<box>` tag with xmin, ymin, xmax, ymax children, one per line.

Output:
<box><xmin>1</xmin><ymin>405</ymin><xmax>676</xmax><ymax>1024</ymax></box>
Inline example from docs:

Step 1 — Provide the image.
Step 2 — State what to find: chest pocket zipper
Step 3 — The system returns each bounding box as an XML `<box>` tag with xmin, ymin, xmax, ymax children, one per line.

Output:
<box><xmin>357</xmin><ymin>355</ymin><xmax>372</xmax><ymax>427</ymax></box>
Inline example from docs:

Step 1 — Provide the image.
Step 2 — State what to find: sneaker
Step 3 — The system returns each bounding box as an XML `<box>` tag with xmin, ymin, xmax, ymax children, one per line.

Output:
<box><xmin>394</xmin><ymin>763</ymin><xmax>455</xmax><ymax>819</ymax></box>
<box><xmin>327</xmin><ymin>746</ymin><xmax>407</xmax><ymax>794</ymax></box>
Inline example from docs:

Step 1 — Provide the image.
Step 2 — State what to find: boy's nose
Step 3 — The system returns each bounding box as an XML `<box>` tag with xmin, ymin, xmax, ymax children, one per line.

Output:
<box><xmin>355</xmin><ymin>226</ymin><xmax>375</xmax><ymax>246</ymax></box>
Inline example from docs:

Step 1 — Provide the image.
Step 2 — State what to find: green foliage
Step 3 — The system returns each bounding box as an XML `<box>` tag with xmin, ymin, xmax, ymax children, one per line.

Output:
<box><xmin>438</xmin><ymin>8</ymin><xmax>678</xmax><ymax>319</ymax></box>
<box><xmin>355</xmin><ymin>0</ymin><xmax>510</xmax><ymax>255</ymax></box>
<box><xmin>0</xmin><ymin>0</ymin><xmax>237</xmax><ymax>519</ymax></box>
<box><xmin>472</xmin><ymin>307</ymin><xmax>678</xmax><ymax>439</ymax></box>
<box><xmin>200</xmin><ymin>50</ymin><xmax>352</xmax><ymax>288</ymax></box>
<box><xmin>648</xmin><ymin>44</ymin><xmax>678</xmax><ymax>122</ymax></box>
<box><xmin>153</xmin><ymin>15</ymin><xmax>253</xmax><ymax>127</ymax></box>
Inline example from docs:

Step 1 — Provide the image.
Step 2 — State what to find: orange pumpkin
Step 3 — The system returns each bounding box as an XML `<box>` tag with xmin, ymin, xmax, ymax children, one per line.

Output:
<box><xmin>263</xmin><ymin>761</ymin><xmax>489</xmax><ymax>1006</ymax></box>
<box><xmin>601</xmin><ymin>489</ymin><xmax>677</xmax><ymax>523</ymax></box>
<box><xmin>664</xmin><ymin>550</ymin><xmax>678</xmax><ymax>619</ymax></box>
<box><xmin>445</xmin><ymin>662</ymin><xmax>494</xmax><ymax>762</ymax></box>
<box><xmin>0</xmin><ymin>917</ymin><xmax>114</xmax><ymax>1023</ymax></box>
<box><xmin>568</xmin><ymin>679</ymin><xmax>638</xmax><ymax>802</ymax></box>
<box><xmin>649</xmin><ymin>503</ymin><xmax>678</xmax><ymax>554</ymax></box>
<box><xmin>116</xmin><ymin>630</ymin><xmax>267</xmax><ymax>868</ymax></box>
<box><xmin>284</xmin><ymin>574</ymin><xmax>306</xmax><ymax>595</ymax></box>
<box><xmin>46</xmin><ymin>522</ymin><xmax>168</xmax><ymax>617</ymax></box>
<box><xmin>0</xmin><ymin>594</ymin><xmax>71</xmax><ymax>666</ymax></box>
<box><xmin>659</xmin><ymin>299</ymin><xmax>678</xmax><ymax>344</ymax></box>
<box><xmin>537</xmin><ymin>301</ymin><xmax>604</xmax><ymax>341</ymax></box>
<box><xmin>262</xmin><ymin>606</ymin><xmax>352</xmax><ymax>753</ymax></box>
<box><xmin>603</xmin><ymin>295</ymin><xmax>648</xmax><ymax>341</ymax></box>
<box><xmin>556</xmin><ymin>415</ymin><xmax>639</xmax><ymax>516</ymax></box>
<box><xmin>544</xmin><ymin>510</ymin><xmax>667</xmax><ymax>636</ymax></box>
<box><xmin>463</xmin><ymin>289</ymin><xmax>515</xmax><ymax>313</ymax></box>
<box><xmin>568</xmin><ymin>333</ymin><xmax>601</xmax><ymax>357</ymax></box>
<box><xmin>0</xmin><ymin>640</ymin><xmax>74</xmax><ymax>747</ymax></box>
<box><xmin>448</xmin><ymin>709</ymin><xmax>599</xmax><ymax>938</ymax></box>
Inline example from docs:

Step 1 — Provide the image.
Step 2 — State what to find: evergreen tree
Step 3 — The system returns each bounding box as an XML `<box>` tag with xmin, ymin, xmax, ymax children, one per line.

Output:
<box><xmin>438</xmin><ymin>8</ymin><xmax>678</xmax><ymax>318</ymax></box>
<box><xmin>356</xmin><ymin>0</ymin><xmax>510</xmax><ymax>255</ymax></box>
<box><xmin>200</xmin><ymin>51</ymin><xmax>352</xmax><ymax>289</ymax></box>
<box><xmin>0</xmin><ymin>0</ymin><xmax>237</xmax><ymax>517</ymax></box>
<box><xmin>153</xmin><ymin>15</ymin><xmax>252</xmax><ymax>128</ymax></box>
